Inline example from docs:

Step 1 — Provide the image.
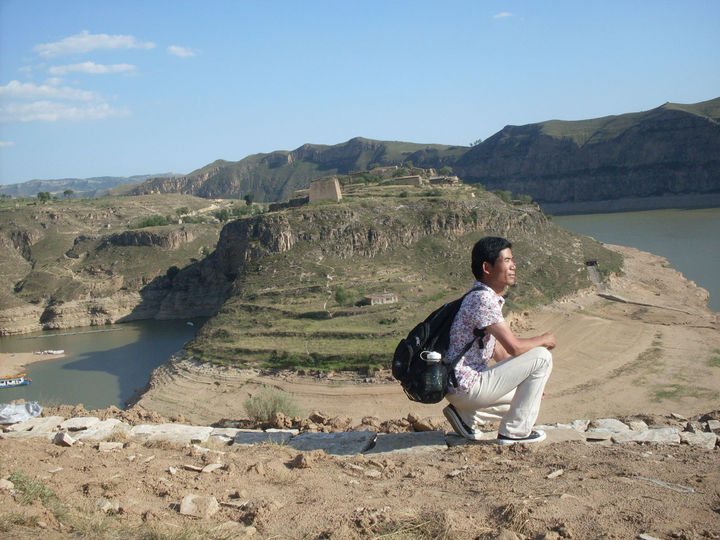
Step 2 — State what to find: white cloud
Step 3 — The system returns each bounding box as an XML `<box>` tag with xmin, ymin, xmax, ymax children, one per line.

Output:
<box><xmin>0</xmin><ymin>141</ymin><xmax>15</xmax><ymax>147</ymax></box>
<box><xmin>0</xmin><ymin>80</ymin><xmax>98</xmax><ymax>101</ymax></box>
<box><xmin>44</xmin><ymin>77</ymin><xmax>64</xmax><ymax>86</ymax></box>
<box><xmin>34</xmin><ymin>30</ymin><xmax>155</xmax><ymax>58</ymax></box>
<box><xmin>0</xmin><ymin>80</ymin><xmax>128</xmax><ymax>124</ymax></box>
<box><xmin>167</xmin><ymin>45</ymin><xmax>196</xmax><ymax>58</ymax></box>
<box><xmin>48</xmin><ymin>62</ymin><xmax>137</xmax><ymax>75</ymax></box>
<box><xmin>493</xmin><ymin>12</ymin><xmax>513</xmax><ymax>19</ymax></box>
<box><xmin>0</xmin><ymin>101</ymin><xmax>129</xmax><ymax>123</ymax></box>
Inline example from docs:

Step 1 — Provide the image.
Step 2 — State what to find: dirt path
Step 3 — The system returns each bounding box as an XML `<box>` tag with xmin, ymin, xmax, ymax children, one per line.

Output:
<box><xmin>134</xmin><ymin>244</ymin><xmax>720</xmax><ymax>427</ymax></box>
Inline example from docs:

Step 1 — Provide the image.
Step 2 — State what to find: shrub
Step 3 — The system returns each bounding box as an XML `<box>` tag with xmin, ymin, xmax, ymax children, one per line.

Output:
<box><xmin>133</xmin><ymin>215</ymin><xmax>174</xmax><ymax>228</ymax></box>
<box><xmin>166</xmin><ymin>265</ymin><xmax>180</xmax><ymax>281</ymax></box>
<box><xmin>334</xmin><ymin>285</ymin><xmax>350</xmax><ymax>305</ymax></box>
<box><xmin>493</xmin><ymin>190</ymin><xmax>513</xmax><ymax>203</ymax></box>
<box><xmin>244</xmin><ymin>387</ymin><xmax>302</xmax><ymax>424</ymax></box>
<box><xmin>214</xmin><ymin>208</ymin><xmax>230</xmax><ymax>222</ymax></box>
<box><xmin>181</xmin><ymin>215</ymin><xmax>207</xmax><ymax>224</ymax></box>
<box><xmin>8</xmin><ymin>470</ymin><xmax>56</xmax><ymax>505</ymax></box>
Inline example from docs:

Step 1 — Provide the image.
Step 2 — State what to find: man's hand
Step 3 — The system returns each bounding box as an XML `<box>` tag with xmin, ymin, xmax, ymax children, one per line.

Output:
<box><xmin>541</xmin><ymin>332</ymin><xmax>557</xmax><ymax>350</ymax></box>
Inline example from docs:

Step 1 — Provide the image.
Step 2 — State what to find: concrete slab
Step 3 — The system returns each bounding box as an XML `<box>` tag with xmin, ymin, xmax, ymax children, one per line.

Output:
<box><xmin>129</xmin><ymin>423</ymin><xmax>213</xmax><ymax>444</ymax></box>
<box><xmin>289</xmin><ymin>430</ymin><xmax>377</xmax><ymax>456</ymax></box>
<box><xmin>233</xmin><ymin>429</ymin><xmax>296</xmax><ymax>446</ymax></box>
<box><xmin>545</xmin><ymin>428</ymin><xmax>586</xmax><ymax>444</ymax></box>
<box><xmin>584</xmin><ymin>429</ymin><xmax>613</xmax><ymax>441</ymax></box>
<box><xmin>207</xmin><ymin>427</ymin><xmax>240</xmax><ymax>445</ymax></box>
<box><xmin>74</xmin><ymin>419</ymin><xmax>130</xmax><ymax>441</ymax></box>
<box><xmin>589</xmin><ymin>418</ymin><xmax>630</xmax><ymax>432</ymax></box>
<box><xmin>365</xmin><ymin>431</ymin><xmax>448</xmax><ymax>454</ymax></box>
<box><xmin>4</xmin><ymin>415</ymin><xmax>64</xmax><ymax>433</ymax></box>
<box><xmin>60</xmin><ymin>417</ymin><xmax>100</xmax><ymax>431</ymax></box>
<box><xmin>3</xmin><ymin>429</ymin><xmax>56</xmax><ymax>440</ymax></box>
<box><xmin>612</xmin><ymin>427</ymin><xmax>680</xmax><ymax>445</ymax></box>
<box><xmin>679</xmin><ymin>431</ymin><xmax>717</xmax><ymax>450</ymax></box>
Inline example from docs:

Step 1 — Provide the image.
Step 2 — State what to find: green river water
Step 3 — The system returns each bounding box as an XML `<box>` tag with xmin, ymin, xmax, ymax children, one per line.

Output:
<box><xmin>554</xmin><ymin>207</ymin><xmax>719</xmax><ymax>312</ymax></box>
<box><xmin>0</xmin><ymin>319</ymin><xmax>203</xmax><ymax>409</ymax></box>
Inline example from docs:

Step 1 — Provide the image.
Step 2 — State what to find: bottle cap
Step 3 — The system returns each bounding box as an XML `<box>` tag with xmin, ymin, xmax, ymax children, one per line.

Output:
<box><xmin>424</xmin><ymin>351</ymin><xmax>442</xmax><ymax>362</ymax></box>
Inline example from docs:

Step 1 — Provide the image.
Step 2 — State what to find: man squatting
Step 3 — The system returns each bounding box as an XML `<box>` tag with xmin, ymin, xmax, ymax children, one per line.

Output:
<box><xmin>443</xmin><ymin>236</ymin><xmax>557</xmax><ymax>444</ymax></box>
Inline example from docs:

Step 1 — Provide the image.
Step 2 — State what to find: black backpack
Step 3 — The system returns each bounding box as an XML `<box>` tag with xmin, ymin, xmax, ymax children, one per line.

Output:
<box><xmin>392</xmin><ymin>288</ymin><xmax>484</xmax><ymax>404</ymax></box>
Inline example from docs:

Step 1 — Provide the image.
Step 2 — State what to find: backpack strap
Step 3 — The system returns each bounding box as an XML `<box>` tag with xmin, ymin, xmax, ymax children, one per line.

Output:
<box><xmin>446</xmin><ymin>286</ymin><xmax>486</xmax><ymax>388</ymax></box>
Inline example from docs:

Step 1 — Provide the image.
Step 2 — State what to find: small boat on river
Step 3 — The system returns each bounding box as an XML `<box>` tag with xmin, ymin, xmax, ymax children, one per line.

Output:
<box><xmin>34</xmin><ymin>349</ymin><xmax>65</xmax><ymax>355</ymax></box>
<box><xmin>0</xmin><ymin>373</ymin><xmax>31</xmax><ymax>389</ymax></box>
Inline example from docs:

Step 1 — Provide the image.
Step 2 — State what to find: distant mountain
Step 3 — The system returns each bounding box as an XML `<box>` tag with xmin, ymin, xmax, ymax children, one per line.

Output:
<box><xmin>453</xmin><ymin>97</ymin><xmax>720</xmax><ymax>212</ymax></box>
<box><xmin>0</xmin><ymin>173</ymin><xmax>181</xmax><ymax>199</ymax></box>
<box><xmin>128</xmin><ymin>98</ymin><xmax>720</xmax><ymax>211</ymax></box>
<box><xmin>128</xmin><ymin>138</ymin><xmax>466</xmax><ymax>201</ymax></box>
<box><xmin>12</xmin><ymin>97</ymin><xmax>719</xmax><ymax>211</ymax></box>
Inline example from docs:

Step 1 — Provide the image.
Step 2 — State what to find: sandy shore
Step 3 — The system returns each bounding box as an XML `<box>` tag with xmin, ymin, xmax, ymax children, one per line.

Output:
<box><xmin>132</xmin><ymin>244</ymin><xmax>720</xmax><ymax>425</ymax></box>
<box><xmin>0</xmin><ymin>351</ymin><xmax>66</xmax><ymax>378</ymax></box>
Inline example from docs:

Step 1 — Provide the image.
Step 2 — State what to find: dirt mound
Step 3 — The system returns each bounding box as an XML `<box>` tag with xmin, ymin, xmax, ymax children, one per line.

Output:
<box><xmin>41</xmin><ymin>404</ymin><xmax>169</xmax><ymax>426</ymax></box>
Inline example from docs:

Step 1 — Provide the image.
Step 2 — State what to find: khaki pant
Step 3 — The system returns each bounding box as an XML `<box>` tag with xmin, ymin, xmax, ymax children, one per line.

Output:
<box><xmin>446</xmin><ymin>346</ymin><xmax>552</xmax><ymax>438</ymax></box>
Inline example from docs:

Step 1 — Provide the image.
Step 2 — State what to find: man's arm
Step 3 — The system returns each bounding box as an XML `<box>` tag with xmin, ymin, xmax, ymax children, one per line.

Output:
<box><xmin>486</xmin><ymin>320</ymin><xmax>556</xmax><ymax>358</ymax></box>
<box><xmin>492</xmin><ymin>338</ymin><xmax>511</xmax><ymax>362</ymax></box>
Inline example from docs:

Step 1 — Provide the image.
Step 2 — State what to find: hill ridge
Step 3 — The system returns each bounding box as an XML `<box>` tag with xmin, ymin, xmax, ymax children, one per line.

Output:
<box><xmin>125</xmin><ymin>97</ymin><xmax>720</xmax><ymax>209</ymax></box>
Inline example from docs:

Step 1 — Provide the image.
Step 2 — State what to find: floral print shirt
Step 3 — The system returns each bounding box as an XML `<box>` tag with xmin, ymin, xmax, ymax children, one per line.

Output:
<box><xmin>447</xmin><ymin>281</ymin><xmax>505</xmax><ymax>393</ymax></box>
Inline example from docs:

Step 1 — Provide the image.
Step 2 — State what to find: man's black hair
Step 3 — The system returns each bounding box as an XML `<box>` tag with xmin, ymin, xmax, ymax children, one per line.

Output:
<box><xmin>471</xmin><ymin>236</ymin><xmax>512</xmax><ymax>280</ymax></box>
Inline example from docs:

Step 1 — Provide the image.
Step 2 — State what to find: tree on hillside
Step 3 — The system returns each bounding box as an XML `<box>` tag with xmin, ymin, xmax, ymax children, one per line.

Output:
<box><xmin>244</xmin><ymin>193</ymin><xmax>255</xmax><ymax>206</ymax></box>
<box><xmin>470</xmin><ymin>138</ymin><xmax>483</xmax><ymax>147</ymax></box>
<box><xmin>37</xmin><ymin>191</ymin><xmax>51</xmax><ymax>203</ymax></box>
<box><xmin>439</xmin><ymin>166</ymin><xmax>453</xmax><ymax>175</ymax></box>
<box><xmin>63</xmin><ymin>189</ymin><xmax>74</xmax><ymax>198</ymax></box>
<box><xmin>214</xmin><ymin>208</ymin><xmax>230</xmax><ymax>222</ymax></box>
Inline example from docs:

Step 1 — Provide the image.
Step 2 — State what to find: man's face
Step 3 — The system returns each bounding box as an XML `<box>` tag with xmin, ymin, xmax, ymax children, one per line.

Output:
<box><xmin>486</xmin><ymin>247</ymin><xmax>516</xmax><ymax>288</ymax></box>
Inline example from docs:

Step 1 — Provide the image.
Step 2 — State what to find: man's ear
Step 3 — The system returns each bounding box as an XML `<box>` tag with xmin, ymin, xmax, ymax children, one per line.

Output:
<box><xmin>482</xmin><ymin>260</ymin><xmax>493</xmax><ymax>276</ymax></box>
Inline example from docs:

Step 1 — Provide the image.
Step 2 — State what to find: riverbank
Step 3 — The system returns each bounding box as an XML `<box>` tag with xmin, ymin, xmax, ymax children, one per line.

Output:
<box><xmin>0</xmin><ymin>351</ymin><xmax>66</xmax><ymax>378</ymax></box>
<box><xmin>131</xmin><ymin>244</ymin><xmax>720</xmax><ymax>426</ymax></box>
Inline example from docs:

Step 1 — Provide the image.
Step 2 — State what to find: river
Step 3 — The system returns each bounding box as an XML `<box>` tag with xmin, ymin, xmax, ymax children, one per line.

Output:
<box><xmin>0</xmin><ymin>319</ymin><xmax>203</xmax><ymax>409</ymax></box>
<box><xmin>554</xmin><ymin>207</ymin><xmax>720</xmax><ymax>312</ymax></box>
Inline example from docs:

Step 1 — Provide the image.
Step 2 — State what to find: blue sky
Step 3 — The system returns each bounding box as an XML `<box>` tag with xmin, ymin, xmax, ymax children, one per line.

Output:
<box><xmin>1</xmin><ymin>1</ymin><xmax>718</xmax><ymax>185</ymax></box>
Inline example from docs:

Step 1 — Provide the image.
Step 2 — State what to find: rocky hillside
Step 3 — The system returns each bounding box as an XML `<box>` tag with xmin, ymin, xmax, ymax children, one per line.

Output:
<box><xmin>127</xmin><ymin>97</ymin><xmax>720</xmax><ymax>212</ymax></box>
<box><xmin>0</xmin><ymin>195</ymin><xmax>235</xmax><ymax>335</ymax></box>
<box><xmin>454</xmin><ymin>97</ymin><xmax>720</xmax><ymax>211</ymax></box>
<box><xmin>128</xmin><ymin>137</ymin><xmax>466</xmax><ymax>202</ymax></box>
<box><xmin>180</xmin><ymin>182</ymin><xmax>620</xmax><ymax>370</ymax></box>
